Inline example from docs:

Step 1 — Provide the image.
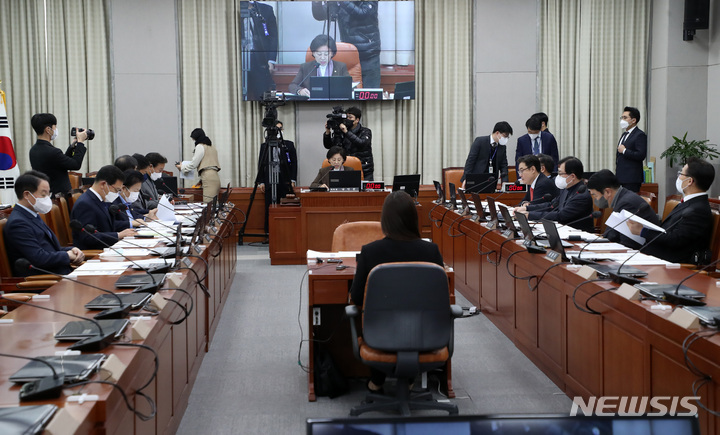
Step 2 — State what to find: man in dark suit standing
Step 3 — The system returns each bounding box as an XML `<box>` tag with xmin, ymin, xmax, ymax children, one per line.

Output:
<box><xmin>29</xmin><ymin>113</ymin><xmax>87</xmax><ymax>196</ymax></box>
<box><xmin>4</xmin><ymin>171</ymin><xmax>84</xmax><ymax>276</ymax></box>
<box><xmin>514</xmin><ymin>116</ymin><xmax>559</xmax><ymax>170</ymax></box>
<box><xmin>516</xmin><ymin>156</ymin><xmax>594</xmax><ymax>232</ymax></box>
<box><xmin>71</xmin><ymin>165</ymin><xmax>136</xmax><ymax>250</ymax></box>
<box><xmin>461</xmin><ymin>121</ymin><xmax>512</xmax><ymax>192</ymax></box>
<box><xmin>628</xmin><ymin>157</ymin><xmax>715</xmax><ymax>264</ymax></box>
<box><xmin>258</xmin><ymin>121</ymin><xmax>297</xmax><ymax>234</ymax></box>
<box><xmin>514</xmin><ymin>155</ymin><xmax>558</xmax><ymax>206</ymax></box>
<box><xmin>242</xmin><ymin>1</ymin><xmax>279</xmax><ymax>100</ymax></box>
<box><xmin>616</xmin><ymin>106</ymin><xmax>647</xmax><ymax>192</ymax></box>
<box><xmin>587</xmin><ymin>169</ymin><xmax>660</xmax><ymax>249</ymax></box>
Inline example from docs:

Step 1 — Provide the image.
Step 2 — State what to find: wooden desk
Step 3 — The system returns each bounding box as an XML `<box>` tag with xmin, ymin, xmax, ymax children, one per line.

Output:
<box><xmin>0</xmin><ymin>213</ymin><xmax>238</xmax><ymax>434</ymax></box>
<box><xmin>271</xmin><ymin>64</ymin><xmax>415</xmax><ymax>94</ymax></box>
<box><xmin>430</xmin><ymin>205</ymin><xmax>720</xmax><ymax>435</ymax></box>
<box><xmin>306</xmin><ymin>257</ymin><xmax>456</xmax><ymax>402</ymax></box>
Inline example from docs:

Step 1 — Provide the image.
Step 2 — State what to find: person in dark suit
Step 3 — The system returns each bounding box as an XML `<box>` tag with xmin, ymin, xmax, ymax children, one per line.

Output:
<box><xmin>514</xmin><ymin>155</ymin><xmax>558</xmax><ymax>207</ymax></box>
<box><xmin>258</xmin><ymin>121</ymin><xmax>297</xmax><ymax>233</ymax></box>
<box><xmin>461</xmin><ymin>121</ymin><xmax>513</xmax><ymax>192</ymax></box>
<box><xmin>71</xmin><ymin>165</ymin><xmax>137</xmax><ymax>250</ymax></box>
<box><xmin>242</xmin><ymin>1</ymin><xmax>279</xmax><ymax>100</ymax></box>
<box><xmin>310</xmin><ymin>146</ymin><xmax>354</xmax><ymax>189</ymax></box>
<box><xmin>616</xmin><ymin>106</ymin><xmax>647</xmax><ymax>192</ymax></box>
<box><xmin>323</xmin><ymin>106</ymin><xmax>374</xmax><ymax>180</ymax></box>
<box><xmin>628</xmin><ymin>158</ymin><xmax>715</xmax><ymax>264</ymax></box>
<box><xmin>289</xmin><ymin>34</ymin><xmax>349</xmax><ymax>97</ymax></box>
<box><xmin>538</xmin><ymin>153</ymin><xmax>556</xmax><ymax>179</ymax></box>
<box><xmin>349</xmin><ymin>190</ymin><xmax>444</xmax><ymax>392</ymax></box>
<box><xmin>587</xmin><ymin>169</ymin><xmax>660</xmax><ymax>249</ymax></box>
<box><xmin>29</xmin><ymin>113</ymin><xmax>88</xmax><ymax>196</ymax></box>
<box><xmin>514</xmin><ymin>116</ymin><xmax>559</xmax><ymax>170</ymax></box>
<box><xmin>4</xmin><ymin>171</ymin><xmax>84</xmax><ymax>276</ymax></box>
<box><xmin>111</xmin><ymin>170</ymin><xmax>156</xmax><ymax>230</ymax></box>
<box><xmin>516</xmin><ymin>156</ymin><xmax>594</xmax><ymax>232</ymax></box>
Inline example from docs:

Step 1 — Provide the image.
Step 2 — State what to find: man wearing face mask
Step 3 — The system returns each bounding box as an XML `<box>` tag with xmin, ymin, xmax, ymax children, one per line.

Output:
<box><xmin>258</xmin><ymin>120</ymin><xmax>297</xmax><ymax>236</ymax></box>
<box><xmin>461</xmin><ymin>121</ymin><xmax>512</xmax><ymax>192</ymax></box>
<box><xmin>627</xmin><ymin>157</ymin><xmax>714</xmax><ymax>264</ymax></box>
<box><xmin>515</xmin><ymin>156</ymin><xmax>594</xmax><ymax>232</ymax></box>
<box><xmin>144</xmin><ymin>152</ymin><xmax>168</xmax><ymax>208</ymax></box>
<box><xmin>616</xmin><ymin>106</ymin><xmax>647</xmax><ymax>192</ymax></box>
<box><xmin>324</xmin><ymin>106</ymin><xmax>373</xmax><ymax>180</ymax></box>
<box><xmin>4</xmin><ymin>171</ymin><xmax>84</xmax><ymax>276</ymax></box>
<box><xmin>29</xmin><ymin>113</ymin><xmax>88</xmax><ymax>196</ymax></box>
<box><xmin>70</xmin><ymin>165</ymin><xmax>137</xmax><ymax>250</ymax></box>
<box><xmin>112</xmin><ymin>170</ymin><xmax>157</xmax><ymax>230</ymax></box>
<box><xmin>514</xmin><ymin>116</ymin><xmax>559</xmax><ymax>171</ymax></box>
<box><xmin>587</xmin><ymin>169</ymin><xmax>660</xmax><ymax>249</ymax></box>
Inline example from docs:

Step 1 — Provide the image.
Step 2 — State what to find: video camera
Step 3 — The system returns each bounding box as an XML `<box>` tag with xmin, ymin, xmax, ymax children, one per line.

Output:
<box><xmin>326</xmin><ymin>106</ymin><xmax>353</xmax><ymax>132</ymax></box>
<box><xmin>261</xmin><ymin>91</ymin><xmax>285</xmax><ymax>129</ymax></box>
<box><xmin>70</xmin><ymin>127</ymin><xmax>95</xmax><ymax>140</ymax></box>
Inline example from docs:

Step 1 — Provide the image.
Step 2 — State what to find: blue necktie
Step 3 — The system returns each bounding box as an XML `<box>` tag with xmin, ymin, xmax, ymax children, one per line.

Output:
<box><xmin>532</xmin><ymin>137</ymin><xmax>540</xmax><ymax>155</ymax></box>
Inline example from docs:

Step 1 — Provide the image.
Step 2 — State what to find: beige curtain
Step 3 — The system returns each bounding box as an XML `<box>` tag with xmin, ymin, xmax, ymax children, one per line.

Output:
<box><xmin>539</xmin><ymin>0</ymin><xmax>650</xmax><ymax>171</ymax></box>
<box><xmin>178</xmin><ymin>0</ymin><xmax>473</xmax><ymax>187</ymax></box>
<box><xmin>0</xmin><ymin>0</ymin><xmax>113</xmax><ymax>174</ymax></box>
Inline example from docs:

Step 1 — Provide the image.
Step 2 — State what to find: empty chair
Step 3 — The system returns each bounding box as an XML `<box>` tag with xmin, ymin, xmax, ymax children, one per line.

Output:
<box><xmin>331</xmin><ymin>221</ymin><xmax>383</xmax><ymax>252</ymax></box>
<box><xmin>345</xmin><ymin>262</ymin><xmax>462</xmax><ymax>416</ymax></box>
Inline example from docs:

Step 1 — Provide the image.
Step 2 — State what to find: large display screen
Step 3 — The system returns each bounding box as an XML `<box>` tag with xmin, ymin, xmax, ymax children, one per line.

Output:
<box><xmin>240</xmin><ymin>1</ymin><xmax>415</xmax><ymax>101</ymax></box>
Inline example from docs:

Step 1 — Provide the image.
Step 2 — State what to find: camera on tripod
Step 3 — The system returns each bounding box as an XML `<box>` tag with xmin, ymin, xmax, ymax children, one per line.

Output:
<box><xmin>326</xmin><ymin>106</ymin><xmax>353</xmax><ymax>132</ymax></box>
<box><xmin>261</xmin><ymin>91</ymin><xmax>285</xmax><ymax>129</ymax></box>
<box><xmin>70</xmin><ymin>127</ymin><xmax>95</xmax><ymax>140</ymax></box>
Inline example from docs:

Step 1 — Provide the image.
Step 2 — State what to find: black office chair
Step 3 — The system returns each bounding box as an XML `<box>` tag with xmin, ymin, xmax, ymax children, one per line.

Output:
<box><xmin>345</xmin><ymin>262</ymin><xmax>463</xmax><ymax>416</ymax></box>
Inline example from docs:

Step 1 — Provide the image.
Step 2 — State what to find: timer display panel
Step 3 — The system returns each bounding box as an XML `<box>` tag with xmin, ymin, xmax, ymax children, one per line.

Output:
<box><xmin>502</xmin><ymin>182</ymin><xmax>528</xmax><ymax>193</ymax></box>
<box><xmin>353</xmin><ymin>90</ymin><xmax>384</xmax><ymax>100</ymax></box>
<box><xmin>362</xmin><ymin>181</ymin><xmax>385</xmax><ymax>191</ymax></box>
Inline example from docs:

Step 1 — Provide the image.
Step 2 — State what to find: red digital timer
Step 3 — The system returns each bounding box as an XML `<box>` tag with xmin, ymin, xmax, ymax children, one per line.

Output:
<box><xmin>353</xmin><ymin>90</ymin><xmax>383</xmax><ymax>100</ymax></box>
<box><xmin>502</xmin><ymin>182</ymin><xmax>528</xmax><ymax>193</ymax></box>
<box><xmin>362</xmin><ymin>181</ymin><xmax>385</xmax><ymax>191</ymax></box>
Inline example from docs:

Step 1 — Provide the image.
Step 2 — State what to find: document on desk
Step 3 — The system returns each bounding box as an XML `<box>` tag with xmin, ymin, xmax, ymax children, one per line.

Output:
<box><xmin>578</xmin><ymin>251</ymin><xmax>671</xmax><ymax>266</ymax></box>
<box><xmin>306</xmin><ymin>250</ymin><xmax>360</xmax><ymax>259</ymax></box>
<box><xmin>99</xmin><ymin>249</ymin><xmax>151</xmax><ymax>258</ymax></box>
<box><xmin>604</xmin><ymin>210</ymin><xmax>661</xmax><ymax>246</ymax></box>
<box><xmin>72</xmin><ymin>261</ymin><xmax>132</xmax><ymax>271</ymax></box>
<box><xmin>68</xmin><ymin>269</ymin><xmax>125</xmax><ymax>277</ymax></box>
<box><xmin>114</xmin><ymin>239</ymin><xmax>160</xmax><ymax>248</ymax></box>
<box><xmin>577</xmin><ymin>242</ymin><xmax>630</xmax><ymax>251</ymax></box>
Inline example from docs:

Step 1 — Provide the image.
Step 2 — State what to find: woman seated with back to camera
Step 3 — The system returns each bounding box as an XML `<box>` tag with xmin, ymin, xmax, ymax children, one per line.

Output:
<box><xmin>349</xmin><ymin>190</ymin><xmax>445</xmax><ymax>393</ymax></box>
<box><xmin>310</xmin><ymin>146</ymin><xmax>354</xmax><ymax>190</ymax></box>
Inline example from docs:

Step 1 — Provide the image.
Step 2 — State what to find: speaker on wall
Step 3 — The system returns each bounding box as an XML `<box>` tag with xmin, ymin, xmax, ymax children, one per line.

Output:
<box><xmin>683</xmin><ymin>0</ymin><xmax>710</xmax><ymax>41</ymax></box>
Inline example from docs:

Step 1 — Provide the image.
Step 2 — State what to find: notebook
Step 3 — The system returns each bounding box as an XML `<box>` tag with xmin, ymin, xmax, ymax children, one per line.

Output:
<box><xmin>634</xmin><ymin>283</ymin><xmax>705</xmax><ymax>300</ymax></box>
<box><xmin>84</xmin><ymin>292</ymin><xmax>152</xmax><ymax>310</ymax></box>
<box><xmin>681</xmin><ymin>305</ymin><xmax>720</xmax><ymax>324</ymax></box>
<box><xmin>115</xmin><ymin>273</ymin><xmax>167</xmax><ymax>288</ymax></box>
<box><xmin>0</xmin><ymin>405</ymin><xmax>57</xmax><ymax>435</ymax></box>
<box><xmin>54</xmin><ymin>318</ymin><xmax>129</xmax><ymax>341</ymax></box>
<box><xmin>10</xmin><ymin>354</ymin><xmax>107</xmax><ymax>383</ymax></box>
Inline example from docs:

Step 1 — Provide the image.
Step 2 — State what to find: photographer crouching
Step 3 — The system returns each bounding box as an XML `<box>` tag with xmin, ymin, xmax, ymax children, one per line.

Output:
<box><xmin>323</xmin><ymin>106</ymin><xmax>374</xmax><ymax>180</ymax></box>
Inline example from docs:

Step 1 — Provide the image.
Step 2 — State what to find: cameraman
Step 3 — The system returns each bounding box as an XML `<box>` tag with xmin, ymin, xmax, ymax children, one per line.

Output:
<box><xmin>323</xmin><ymin>106</ymin><xmax>374</xmax><ymax>180</ymax></box>
<box><xmin>29</xmin><ymin>113</ymin><xmax>88</xmax><ymax>196</ymax></box>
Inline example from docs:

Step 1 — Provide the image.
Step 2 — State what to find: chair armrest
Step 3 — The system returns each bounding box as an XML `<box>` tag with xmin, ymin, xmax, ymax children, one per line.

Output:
<box><xmin>1</xmin><ymin>293</ymin><xmax>34</xmax><ymax>302</ymax></box>
<box><xmin>24</xmin><ymin>275</ymin><xmax>62</xmax><ymax>282</ymax></box>
<box><xmin>15</xmin><ymin>280</ymin><xmax>57</xmax><ymax>290</ymax></box>
<box><xmin>450</xmin><ymin>305</ymin><xmax>463</xmax><ymax>318</ymax></box>
<box><xmin>345</xmin><ymin>305</ymin><xmax>361</xmax><ymax>361</ymax></box>
<box><xmin>345</xmin><ymin>305</ymin><xmax>359</xmax><ymax>318</ymax></box>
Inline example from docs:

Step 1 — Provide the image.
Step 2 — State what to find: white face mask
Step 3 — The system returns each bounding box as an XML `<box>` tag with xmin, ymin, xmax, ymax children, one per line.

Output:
<box><xmin>498</xmin><ymin>135</ymin><xmax>509</xmax><ymax>146</ymax></box>
<box><xmin>619</xmin><ymin>119</ymin><xmax>629</xmax><ymax>129</ymax></box>
<box><xmin>528</xmin><ymin>133</ymin><xmax>539</xmax><ymax>141</ymax></box>
<box><xmin>150</xmin><ymin>172</ymin><xmax>162</xmax><ymax>181</ymax></box>
<box><xmin>675</xmin><ymin>177</ymin><xmax>688</xmax><ymax>195</ymax></box>
<box><xmin>126</xmin><ymin>191</ymin><xmax>140</xmax><ymax>203</ymax></box>
<box><xmin>104</xmin><ymin>185</ymin><xmax>119</xmax><ymax>203</ymax></box>
<box><xmin>555</xmin><ymin>175</ymin><xmax>568</xmax><ymax>190</ymax></box>
<box><xmin>50</xmin><ymin>128</ymin><xmax>58</xmax><ymax>141</ymax></box>
<box><xmin>30</xmin><ymin>193</ymin><xmax>53</xmax><ymax>214</ymax></box>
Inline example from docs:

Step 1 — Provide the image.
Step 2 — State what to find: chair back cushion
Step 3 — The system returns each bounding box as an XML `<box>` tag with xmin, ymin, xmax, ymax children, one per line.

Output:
<box><xmin>442</xmin><ymin>167</ymin><xmax>463</xmax><ymax>196</ymax></box>
<box><xmin>331</xmin><ymin>221</ymin><xmax>383</xmax><ymax>252</ymax></box>
<box><xmin>362</xmin><ymin>262</ymin><xmax>451</xmax><ymax>352</ymax></box>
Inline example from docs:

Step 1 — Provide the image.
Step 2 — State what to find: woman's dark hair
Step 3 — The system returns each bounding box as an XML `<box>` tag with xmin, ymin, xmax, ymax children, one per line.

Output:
<box><xmin>381</xmin><ymin>191</ymin><xmax>421</xmax><ymax>241</ymax></box>
<box><xmin>190</xmin><ymin>128</ymin><xmax>212</xmax><ymax>146</ymax></box>
<box><xmin>326</xmin><ymin>146</ymin><xmax>346</xmax><ymax>161</ymax></box>
<box><xmin>310</xmin><ymin>34</ymin><xmax>337</xmax><ymax>56</ymax></box>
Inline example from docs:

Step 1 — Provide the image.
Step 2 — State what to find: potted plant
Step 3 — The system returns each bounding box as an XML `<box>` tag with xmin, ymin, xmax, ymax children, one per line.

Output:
<box><xmin>660</xmin><ymin>132</ymin><xmax>719</xmax><ymax>167</ymax></box>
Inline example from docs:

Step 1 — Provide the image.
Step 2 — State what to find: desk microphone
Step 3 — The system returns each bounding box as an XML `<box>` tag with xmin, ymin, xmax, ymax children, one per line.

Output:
<box><xmin>15</xmin><ymin>259</ymin><xmax>133</xmax><ymax>319</ymax></box>
<box><xmin>0</xmin><ymin>353</ymin><xmax>65</xmax><ymax>401</ymax></box>
<box><xmin>662</xmin><ymin>257</ymin><xmax>720</xmax><ymax>306</ymax></box>
<box><xmin>465</xmin><ymin>176</ymin><xmax>496</xmax><ymax>194</ymax></box>
<box><xmin>157</xmin><ymin>177</ymin><xmax>179</xmax><ymax>198</ymax></box>
<box><xmin>0</xmin><ymin>295</ymin><xmax>114</xmax><ymax>352</ymax></box>
<box><xmin>70</xmin><ymin>220</ymin><xmax>163</xmax><ymax>293</ymax></box>
<box><xmin>611</xmin><ymin>216</ymin><xmax>685</xmax><ymax>285</ymax></box>
<box><xmin>527</xmin><ymin>193</ymin><xmax>553</xmax><ymax>205</ymax></box>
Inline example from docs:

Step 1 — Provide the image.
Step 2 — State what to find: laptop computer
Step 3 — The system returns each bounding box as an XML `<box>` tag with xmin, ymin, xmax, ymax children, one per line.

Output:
<box><xmin>309</xmin><ymin>76</ymin><xmax>353</xmax><ymax>100</ymax></box>
<box><xmin>590</xmin><ymin>262</ymin><xmax>648</xmax><ymax>279</ymax></box>
<box><xmin>485</xmin><ymin>196</ymin><xmax>502</xmax><ymax>225</ymax></box>
<box><xmin>328</xmin><ymin>170</ymin><xmax>361</xmax><ymax>191</ymax></box>
<box><xmin>10</xmin><ymin>354</ymin><xmax>107</xmax><ymax>384</ymax></box>
<box><xmin>464</xmin><ymin>173</ymin><xmax>495</xmax><ymax>194</ymax></box>
<box><xmin>634</xmin><ymin>283</ymin><xmax>705</xmax><ymax>300</ymax></box>
<box><xmin>457</xmin><ymin>188</ymin><xmax>473</xmax><ymax>215</ymax></box>
<box><xmin>680</xmin><ymin>305</ymin><xmax>720</xmax><ymax>325</ymax></box>
<box><xmin>470</xmin><ymin>192</ymin><xmax>488</xmax><ymax>221</ymax></box>
<box><xmin>0</xmin><ymin>405</ymin><xmax>58</xmax><ymax>435</ymax></box>
<box><xmin>115</xmin><ymin>273</ymin><xmax>167</xmax><ymax>288</ymax></box>
<box><xmin>392</xmin><ymin>174</ymin><xmax>421</xmax><ymax>198</ymax></box>
<box><xmin>515</xmin><ymin>212</ymin><xmax>541</xmax><ymax>241</ymax></box>
<box><xmin>448</xmin><ymin>182</ymin><xmax>458</xmax><ymax>210</ymax></box>
<box><xmin>54</xmin><ymin>318</ymin><xmax>129</xmax><ymax>341</ymax></box>
<box><xmin>84</xmin><ymin>292</ymin><xmax>152</xmax><ymax>310</ymax></box>
<box><xmin>498</xmin><ymin>205</ymin><xmax>519</xmax><ymax>237</ymax></box>
<box><xmin>393</xmin><ymin>80</ymin><xmax>415</xmax><ymax>100</ymax></box>
<box><xmin>432</xmin><ymin>180</ymin><xmax>446</xmax><ymax>204</ymax></box>
<box><xmin>536</xmin><ymin>219</ymin><xmax>573</xmax><ymax>249</ymax></box>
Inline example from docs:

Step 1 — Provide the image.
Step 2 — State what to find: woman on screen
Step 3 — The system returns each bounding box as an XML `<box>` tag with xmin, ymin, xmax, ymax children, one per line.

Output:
<box><xmin>288</xmin><ymin>34</ymin><xmax>349</xmax><ymax>97</ymax></box>
<box><xmin>310</xmin><ymin>146</ymin><xmax>353</xmax><ymax>190</ymax></box>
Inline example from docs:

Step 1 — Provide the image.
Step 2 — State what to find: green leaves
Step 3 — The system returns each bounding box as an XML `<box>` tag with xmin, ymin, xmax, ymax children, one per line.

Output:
<box><xmin>660</xmin><ymin>132</ymin><xmax>719</xmax><ymax>167</ymax></box>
